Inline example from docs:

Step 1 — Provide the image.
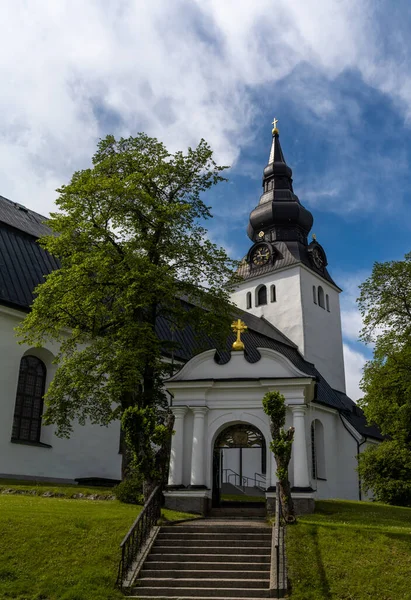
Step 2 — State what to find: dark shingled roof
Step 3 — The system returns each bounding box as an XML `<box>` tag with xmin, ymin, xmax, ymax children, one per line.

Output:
<box><xmin>0</xmin><ymin>197</ymin><xmax>59</xmax><ymax>311</ymax></box>
<box><xmin>0</xmin><ymin>195</ymin><xmax>380</xmax><ymax>440</ymax></box>
<box><xmin>333</xmin><ymin>390</ymin><xmax>383</xmax><ymax>441</ymax></box>
<box><xmin>0</xmin><ymin>195</ymin><xmax>51</xmax><ymax>239</ymax></box>
<box><xmin>238</xmin><ymin>240</ymin><xmax>340</xmax><ymax>289</ymax></box>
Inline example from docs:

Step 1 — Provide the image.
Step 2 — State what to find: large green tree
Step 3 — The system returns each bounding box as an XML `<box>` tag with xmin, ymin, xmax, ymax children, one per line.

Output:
<box><xmin>18</xmin><ymin>133</ymin><xmax>237</xmax><ymax>497</ymax></box>
<box><xmin>357</xmin><ymin>253</ymin><xmax>411</xmax><ymax>505</ymax></box>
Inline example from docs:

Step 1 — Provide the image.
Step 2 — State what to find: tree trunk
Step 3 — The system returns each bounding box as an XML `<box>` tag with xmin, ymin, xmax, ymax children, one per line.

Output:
<box><xmin>279</xmin><ymin>478</ymin><xmax>295</xmax><ymax>521</ymax></box>
<box><xmin>120</xmin><ymin>432</ymin><xmax>133</xmax><ymax>480</ymax></box>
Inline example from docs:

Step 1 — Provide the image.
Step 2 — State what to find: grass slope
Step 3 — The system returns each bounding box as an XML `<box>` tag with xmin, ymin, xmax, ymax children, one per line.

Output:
<box><xmin>0</xmin><ymin>495</ymin><xmax>195</xmax><ymax>600</ymax></box>
<box><xmin>287</xmin><ymin>500</ymin><xmax>411</xmax><ymax>600</ymax></box>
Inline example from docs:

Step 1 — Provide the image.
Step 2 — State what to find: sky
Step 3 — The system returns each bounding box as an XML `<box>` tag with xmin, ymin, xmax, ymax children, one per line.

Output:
<box><xmin>1</xmin><ymin>0</ymin><xmax>411</xmax><ymax>400</ymax></box>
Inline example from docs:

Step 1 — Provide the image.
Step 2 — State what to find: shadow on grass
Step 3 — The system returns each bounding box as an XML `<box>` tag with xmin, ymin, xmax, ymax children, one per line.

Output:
<box><xmin>288</xmin><ymin>524</ymin><xmax>332</xmax><ymax>600</ymax></box>
<box><xmin>313</xmin><ymin>500</ymin><xmax>411</xmax><ymax>529</ymax></box>
<box><xmin>311</xmin><ymin>526</ymin><xmax>332</xmax><ymax>600</ymax></box>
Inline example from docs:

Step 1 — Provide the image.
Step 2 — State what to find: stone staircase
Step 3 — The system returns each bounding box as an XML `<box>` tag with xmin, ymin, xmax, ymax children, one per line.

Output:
<box><xmin>130</xmin><ymin>521</ymin><xmax>272</xmax><ymax>599</ymax></box>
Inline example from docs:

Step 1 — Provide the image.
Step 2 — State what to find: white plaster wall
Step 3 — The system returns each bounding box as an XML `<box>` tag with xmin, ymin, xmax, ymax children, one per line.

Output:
<box><xmin>0</xmin><ymin>307</ymin><xmax>122</xmax><ymax>481</ymax></box>
<box><xmin>300</xmin><ymin>268</ymin><xmax>346</xmax><ymax>392</ymax></box>
<box><xmin>335</xmin><ymin>419</ymin><xmax>361</xmax><ymax>500</ymax></box>
<box><xmin>231</xmin><ymin>265</ymin><xmax>346</xmax><ymax>392</ymax></box>
<box><xmin>231</xmin><ymin>266</ymin><xmax>304</xmax><ymax>352</ymax></box>
<box><xmin>308</xmin><ymin>407</ymin><xmax>341</xmax><ymax>499</ymax></box>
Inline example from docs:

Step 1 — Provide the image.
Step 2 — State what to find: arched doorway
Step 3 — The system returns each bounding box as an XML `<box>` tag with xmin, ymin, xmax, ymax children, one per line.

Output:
<box><xmin>212</xmin><ymin>423</ymin><xmax>267</xmax><ymax>507</ymax></box>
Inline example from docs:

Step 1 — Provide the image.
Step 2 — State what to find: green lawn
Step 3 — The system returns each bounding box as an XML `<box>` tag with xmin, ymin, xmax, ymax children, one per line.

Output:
<box><xmin>0</xmin><ymin>494</ymin><xmax>196</xmax><ymax>600</ymax></box>
<box><xmin>287</xmin><ymin>500</ymin><xmax>411</xmax><ymax>600</ymax></box>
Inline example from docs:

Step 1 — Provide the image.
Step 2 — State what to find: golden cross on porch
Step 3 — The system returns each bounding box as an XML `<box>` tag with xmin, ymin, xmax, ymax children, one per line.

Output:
<box><xmin>231</xmin><ymin>319</ymin><xmax>248</xmax><ymax>351</ymax></box>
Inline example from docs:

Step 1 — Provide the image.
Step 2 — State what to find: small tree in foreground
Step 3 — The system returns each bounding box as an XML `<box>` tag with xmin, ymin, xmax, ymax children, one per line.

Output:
<box><xmin>17</xmin><ymin>133</ymin><xmax>238</xmax><ymax>500</ymax></box>
<box><xmin>262</xmin><ymin>391</ymin><xmax>295</xmax><ymax>521</ymax></box>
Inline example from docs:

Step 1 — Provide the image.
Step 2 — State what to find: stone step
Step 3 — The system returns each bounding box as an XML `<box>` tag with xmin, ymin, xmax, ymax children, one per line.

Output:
<box><xmin>129</xmin><ymin>587</ymin><xmax>270</xmax><ymax>598</ymax></box>
<box><xmin>153</xmin><ymin>539</ymin><xmax>271</xmax><ymax>548</ymax></box>
<box><xmin>145</xmin><ymin>553</ymin><xmax>270</xmax><ymax>563</ymax></box>
<box><xmin>209</xmin><ymin>508</ymin><xmax>266</xmax><ymax>517</ymax></box>
<box><xmin>156</xmin><ymin>532</ymin><xmax>272</xmax><ymax>541</ymax></box>
<box><xmin>140</xmin><ymin>569</ymin><xmax>270</xmax><ymax>579</ymax></box>
<box><xmin>145</xmin><ymin>561</ymin><xmax>270</xmax><ymax>570</ymax></box>
<box><xmin>160</xmin><ymin>526</ymin><xmax>269</xmax><ymax>534</ymax></box>
<box><xmin>136</xmin><ymin>577</ymin><xmax>269</xmax><ymax>588</ymax></box>
<box><xmin>150</xmin><ymin>546</ymin><xmax>270</xmax><ymax>555</ymax></box>
<box><xmin>127</xmin><ymin>590</ymin><xmax>271</xmax><ymax>600</ymax></box>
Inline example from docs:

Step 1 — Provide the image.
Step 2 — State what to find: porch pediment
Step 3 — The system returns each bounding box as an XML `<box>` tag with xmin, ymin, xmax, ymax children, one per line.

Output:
<box><xmin>167</xmin><ymin>347</ymin><xmax>313</xmax><ymax>383</ymax></box>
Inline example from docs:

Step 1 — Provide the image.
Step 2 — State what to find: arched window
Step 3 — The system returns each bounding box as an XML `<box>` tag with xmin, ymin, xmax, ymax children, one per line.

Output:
<box><xmin>246</xmin><ymin>292</ymin><xmax>252</xmax><ymax>309</ymax></box>
<box><xmin>313</xmin><ymin>285</ymin><xmax>317</xmax><ymax>304</ymax></box>
<box><xmin>256</xmin><ymin>285</ymin><xmax>267</xmax><ymax>306</ymax></box>
<box><xmin>311</xmin><ymin>420</ymin><xmax>326</xmax><ymax>480</ymax></box>
<box><xmin>12</xmin><ymin>356</ymin><xmax>46</xmax><ymax>443</ymax></box>
<box><xmin>326</xmin><ymin>294</ymin><xmax>330</xmax><ymax>312</ymax></box>
<box><xmin>270</xmin><ymin>285</ymin><xmax>276</xmax><ymax>303</ymax></box>
<box><xmin>318</xmin><ymin>286</ymin><xmax>325</xmax><ymax>309</ymax></box>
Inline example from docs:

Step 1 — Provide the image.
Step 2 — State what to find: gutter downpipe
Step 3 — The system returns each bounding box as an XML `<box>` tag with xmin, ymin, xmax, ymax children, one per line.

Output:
<box><xmin>339</xmin><ymin>413</ymin><xmax>367</xmax><ymax>501</ymax></box>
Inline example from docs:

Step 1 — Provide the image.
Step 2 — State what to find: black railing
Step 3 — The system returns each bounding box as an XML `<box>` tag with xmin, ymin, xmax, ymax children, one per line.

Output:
<box><xmin>116</xmin><ymin>485</ymin><xmax>162</xmax><ymax>588</ymax></box>
<box><xmin>222</xmin><ymin>468</ymin><xmax>266</xmax><ymax>491</ymax></box>
<box><xmin>270</xmin><ymin>485</ymin><xmax>288</xmax><ymax>598</ymax></box>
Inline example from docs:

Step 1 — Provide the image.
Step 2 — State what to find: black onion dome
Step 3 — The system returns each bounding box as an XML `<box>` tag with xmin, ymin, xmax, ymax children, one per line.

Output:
<box><xmin>247</xmin><ymin>130</ymin><xmax>313</xmax><ymax>244</ymax></box>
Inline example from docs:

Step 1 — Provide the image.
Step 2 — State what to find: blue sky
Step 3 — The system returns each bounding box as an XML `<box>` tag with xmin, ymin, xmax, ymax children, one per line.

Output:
<box><xmin>1</xmin><ymin>0</ymin><xmax>411</xmax><ymax>399</ymax></box>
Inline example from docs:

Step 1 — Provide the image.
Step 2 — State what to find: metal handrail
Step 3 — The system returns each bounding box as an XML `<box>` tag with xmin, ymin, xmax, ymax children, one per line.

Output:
<box><xmin>116</xmin><ymin>485</ymin><xmax>162</xmax><ymax>587</ymax></box>
<box><xmin>222</xmin><ymin>468</ymin><xmax>266</xmax><ymax>490</ymax></box>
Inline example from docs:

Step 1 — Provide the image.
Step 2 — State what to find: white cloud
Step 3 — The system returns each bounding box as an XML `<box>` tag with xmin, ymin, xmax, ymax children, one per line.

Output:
<box><xmin>0</xmin><ymin>0</ymin><xmax>410</xmax><ymax>219</ymax></box>
<box><xmin>338</xmin><ymin>271</ymin><xmax>370</xmax><ymax>343</ymax></box>
<box><xmin>343</xmin><ymin>343</ymin><xmax>367</xmax><ymax>402</ymax></box>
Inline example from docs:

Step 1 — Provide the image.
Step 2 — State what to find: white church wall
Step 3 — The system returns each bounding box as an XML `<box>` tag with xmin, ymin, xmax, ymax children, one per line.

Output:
<box><xmin>335</xmin><ymin>418</ymin><xmax>362</xmax><ymax>500</ymax></box>
<box><xmin>230</xmin><ymin>266</ymin><xmax>305</xmax><ymax>351</ymax></box>
<box><xmin>308</xmin><ymin>406</ymin><xmax>341</xmax><ymax>499</ymax></box>
<box><xmin>300</xmin><ymin>267</ymin><xmax>346</xmax><ymax>393</ymax></box>
<box><xmin>231</xmin><ymin>265</ymin><xmax>346</xmax><ymax>393</ymax></box>
<box><xmin>181</xmin><ymin>409</ymin><xmax>194</xmax><ymax>485</ymax></box>
<box><xmin>0</xmin><ymin>307</ymin><xmax>121</xmax><ymax>482</ymax></box>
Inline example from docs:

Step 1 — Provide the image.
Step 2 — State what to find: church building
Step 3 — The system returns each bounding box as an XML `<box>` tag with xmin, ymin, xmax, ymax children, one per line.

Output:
<box><xmin>0</xmin><ymin>124</ymin><xmax>381</xmax><ymax>514</ymax></box>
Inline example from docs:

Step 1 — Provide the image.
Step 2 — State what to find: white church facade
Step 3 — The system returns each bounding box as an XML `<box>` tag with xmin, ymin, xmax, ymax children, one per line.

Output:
<box><xmin>0</xmin><ymin>126</ymin><xmax>381</xmax><ymax>513</ymax></box>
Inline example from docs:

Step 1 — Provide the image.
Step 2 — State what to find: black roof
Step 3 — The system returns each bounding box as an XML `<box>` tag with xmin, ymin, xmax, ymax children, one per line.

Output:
<box><xmin>0</xmin><ymin>196</ymin><xmax>59</xmax><ymax>311</ymax></box>
<box><xmin>238</xmin><ymin>240</ymin><xmax>339</xmax><ymax>288</ymax></box>
<box><xmin>0</xmin><ymin>195</ymin><xmax>51</xmax><ymax>239</ymax></box>
<box><xmin>0</xmin><ymin>195</ymin><xmax>379</xmax><ymax>440</ymax></box>
<box><xmin>333</xmin><ymin>390</ymin><xmax>383</xmax><ymax>441</ymax></box>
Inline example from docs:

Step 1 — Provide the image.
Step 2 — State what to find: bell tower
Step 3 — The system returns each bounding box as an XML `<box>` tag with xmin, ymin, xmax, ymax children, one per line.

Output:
<box><xmin>231</xmin><ymin>121</ymin><xmax>346</xmax><ymax>392</ymax></box>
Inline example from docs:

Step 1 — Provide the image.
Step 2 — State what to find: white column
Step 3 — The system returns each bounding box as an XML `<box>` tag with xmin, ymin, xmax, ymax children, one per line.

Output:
<box><xmin>290</xmin><ymin>405</ymin><xmax>310</xmax><ymax>489</ymax></box>
<box><xmin>189</xmin><ymin>407</ymin><xmax>208</xmax><ymax>487</ymax></box>
<box><xmin>168</xmin><ymin>406</ymin><xmax>188</xmax><ymax>487</ymax></box>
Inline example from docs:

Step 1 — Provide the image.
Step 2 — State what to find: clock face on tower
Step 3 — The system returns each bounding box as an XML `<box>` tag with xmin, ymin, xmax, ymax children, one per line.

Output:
<box><xmin>251</xmin><ymin>245</ymin><xmax>271</xmax><ymax>266</ymax></box>
<box><xmin>312</xmin><ymin>247</ymin><xmax>325</xmax><ymax>269</ymax></box>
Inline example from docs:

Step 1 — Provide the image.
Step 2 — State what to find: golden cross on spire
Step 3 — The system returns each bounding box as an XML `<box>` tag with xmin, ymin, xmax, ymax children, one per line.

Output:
<box><xmin>272</xmin><ymin>117</ymin><xmax>279</xmax><ymax>134</ymax></box>
<box><xmin>231</xmin><ymin>319</ymin><xmax>248</xmax><ymax>351</ymax></box>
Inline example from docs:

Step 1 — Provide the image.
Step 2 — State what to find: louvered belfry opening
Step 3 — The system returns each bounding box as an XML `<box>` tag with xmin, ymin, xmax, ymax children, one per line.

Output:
<box><xmin>12</xmin><ymin>355</ymin><xmax>46</xmax><ymax>443</ymax></box>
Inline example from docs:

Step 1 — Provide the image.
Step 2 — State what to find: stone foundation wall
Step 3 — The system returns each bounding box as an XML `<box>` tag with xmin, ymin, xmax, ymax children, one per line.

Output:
<box><xmin>164</xmin><ymin>494</ymin><xmax>211</xmax><ymax>515</ymax></box>
<box><xmin>266</xmin><ymin>496</ymin><xmax>315</xmax><ymax>516</ymax></box>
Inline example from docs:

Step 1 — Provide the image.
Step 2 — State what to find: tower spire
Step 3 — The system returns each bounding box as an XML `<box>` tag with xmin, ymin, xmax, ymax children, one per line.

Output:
<box><xmin>268</xmin><ymin>121</ymin><xmax>286</xmax><ymax>164</ymax></box>
<box><xmin>246</xmin><ymin>121</ymin><xmax>313</xmax><ymax>243</ymax></box>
